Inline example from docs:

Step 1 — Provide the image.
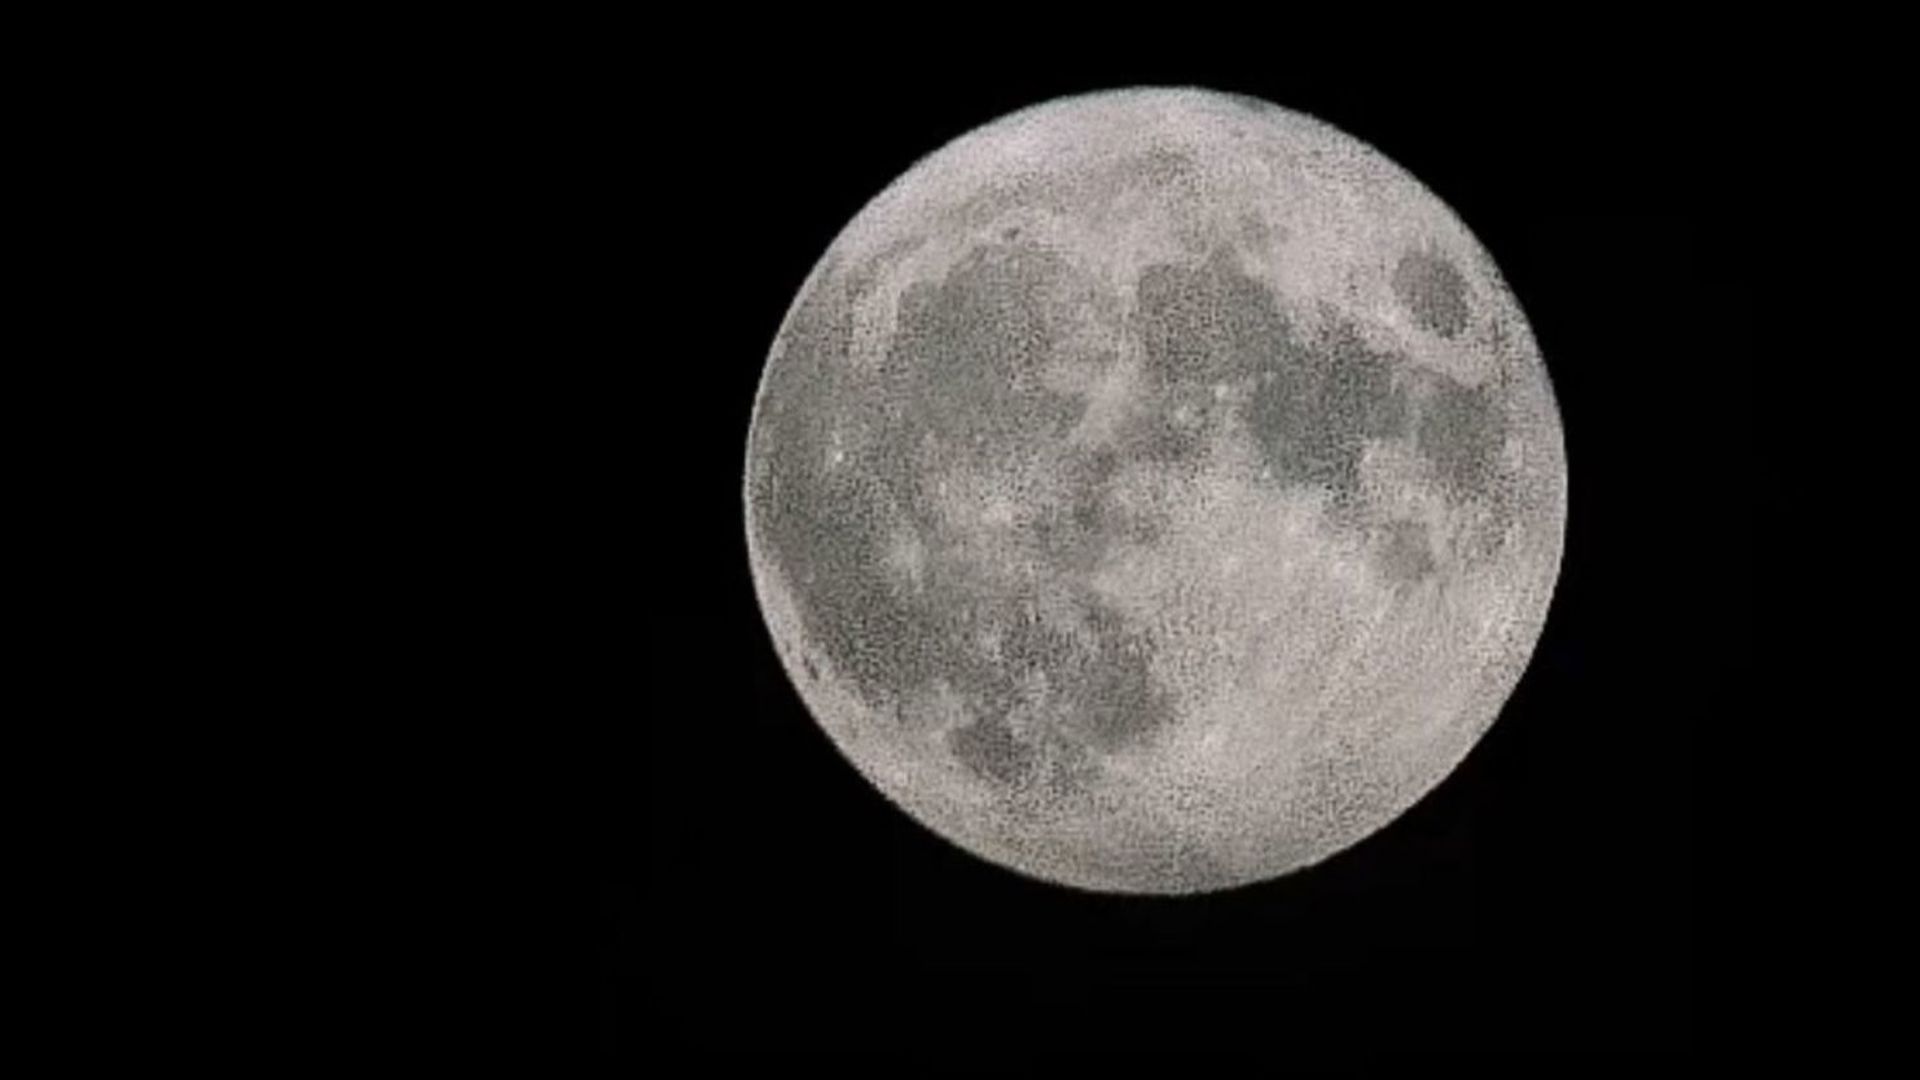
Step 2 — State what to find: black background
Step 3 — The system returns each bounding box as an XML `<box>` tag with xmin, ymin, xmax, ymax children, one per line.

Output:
<box><xmin>621</xmin><ymin>55</ymin><xmax>1750</xmax><ymax>1058</ymax></box>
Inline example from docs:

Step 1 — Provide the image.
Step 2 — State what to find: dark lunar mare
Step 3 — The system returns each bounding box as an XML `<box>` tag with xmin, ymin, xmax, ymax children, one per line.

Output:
<box><xmin>1392</xmin><ymin>249</ymin><xmax>1470</xmax><ymax>338</ymax></box>
<box><xmin>1130</xmin><ymin>252</ymin><xmax>1417</xmax><ymax>503</ymax></box>
<box><xmin>752</xmin><ymin>234</ymin><xmax>1516</xmax><ymax>795</ymax></box>
<box><xmin>753</xmin><ymin>240</ymin><xmax>1182</xmax><ymax>793</ymax></box>
<box><xmin>1127</xmin><ymin>250</ymin><xmax>1511</xmax><ymax>582</ymax></box>
<box><xmin>751</xmin><ymin>263</ymin><xmax>948</xmax><ymax>700</ymax></box>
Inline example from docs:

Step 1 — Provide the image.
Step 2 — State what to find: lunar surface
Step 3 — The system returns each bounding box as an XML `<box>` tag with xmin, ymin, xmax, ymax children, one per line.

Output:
<box><xmin>743</xmin><ymin>88</ymin><xmax>1566</xmax><ymax>894</ymax></box>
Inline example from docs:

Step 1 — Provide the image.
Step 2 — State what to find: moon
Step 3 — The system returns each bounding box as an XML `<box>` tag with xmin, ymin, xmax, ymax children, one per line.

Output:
<box><xmin>743</xmin><ymin>88</ymin><xmax>1566</xmax><ymax>894</ymax></box>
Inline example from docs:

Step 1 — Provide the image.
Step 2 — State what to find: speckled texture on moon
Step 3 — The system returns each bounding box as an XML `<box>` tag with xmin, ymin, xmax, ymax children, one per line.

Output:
<box><xmin>743</xmin><ymin>88</ymin><xmax>1567</xmax><ymax>894</ymax></box>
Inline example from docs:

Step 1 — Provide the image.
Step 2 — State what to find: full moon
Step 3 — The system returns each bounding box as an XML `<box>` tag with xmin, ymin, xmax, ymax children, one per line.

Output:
<box><xmin>743</xmin><ymin>88</ymin><xmax>1567</xmax><ymax>894</ymax></box>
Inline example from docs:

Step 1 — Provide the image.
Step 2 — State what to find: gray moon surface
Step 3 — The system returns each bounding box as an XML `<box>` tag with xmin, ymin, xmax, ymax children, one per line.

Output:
<box><xmin>743</xmin><ymin>88</ymin><xmax>1567</xmax><ymax>894</ymax></box>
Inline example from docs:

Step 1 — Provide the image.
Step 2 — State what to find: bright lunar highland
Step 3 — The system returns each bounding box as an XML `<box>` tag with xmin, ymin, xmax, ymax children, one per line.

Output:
<box><xmin>743</xmin><ymin>88</ymin><xmax>1567</xmax><ymax>894</ymax></box>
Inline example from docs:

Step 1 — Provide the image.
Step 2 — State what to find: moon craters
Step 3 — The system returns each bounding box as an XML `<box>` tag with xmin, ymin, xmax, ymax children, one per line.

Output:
<box><xmin>744</xmin><ymin>88</ymin><xmax>1566</xmax><ymax>894</ymax></box>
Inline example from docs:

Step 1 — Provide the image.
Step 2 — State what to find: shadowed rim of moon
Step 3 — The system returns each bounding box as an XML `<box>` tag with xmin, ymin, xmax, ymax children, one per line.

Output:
<box><xmin>742</xmin><ymin>87</ymin><xmax>1567</xmax><ymax>895</ymax></box>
